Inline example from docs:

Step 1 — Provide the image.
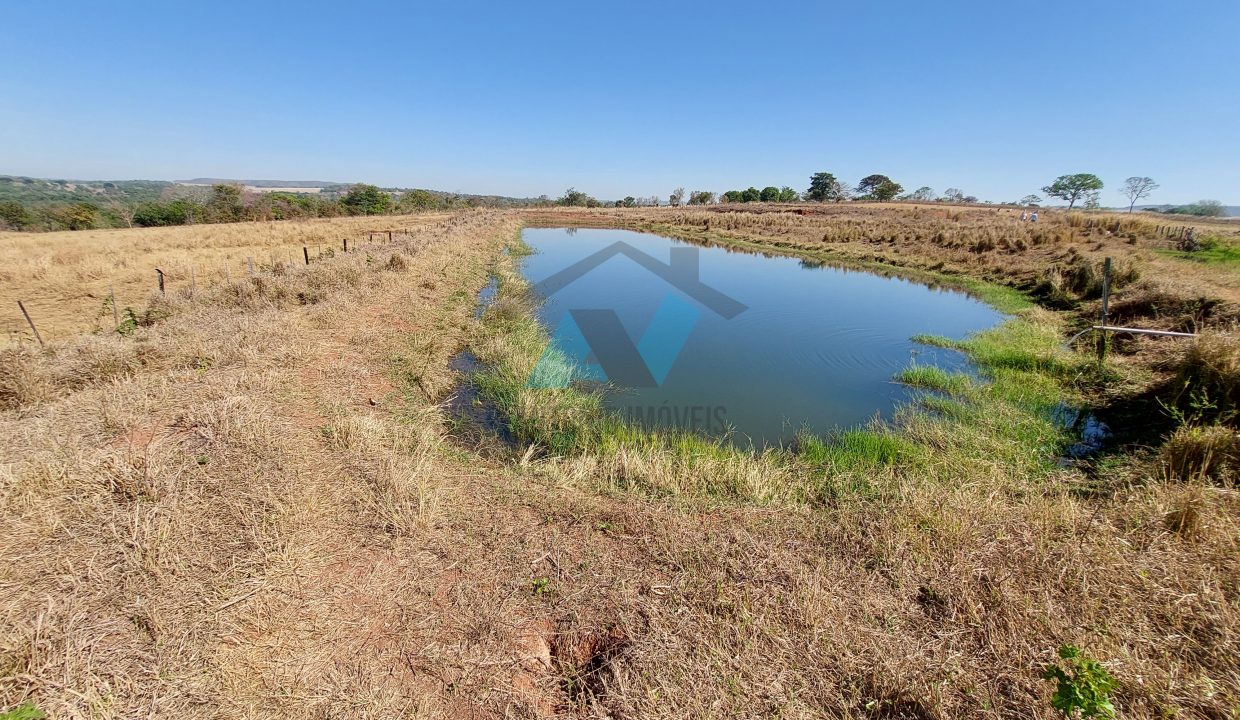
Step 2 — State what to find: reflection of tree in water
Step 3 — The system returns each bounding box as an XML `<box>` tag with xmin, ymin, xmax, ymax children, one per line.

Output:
<box><xmin>565</xmin><ymin>227</ymin><xmax>577</xmax><ymax>236</ymax></box>
<box><xmin>799</xmin><ymin>259</ymin><xmax>824</xmax><ymax>270</ymax></box>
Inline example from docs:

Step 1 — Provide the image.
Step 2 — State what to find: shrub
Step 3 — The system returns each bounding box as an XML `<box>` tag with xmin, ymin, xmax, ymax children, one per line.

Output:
<box><xmin>1161</xmin><ymin>424</ymin><xmax>1238</xmax><ymax>484</ymax></box>
<box><xmin>1167</xmin><ymin>331</ymin><xmax>1240</xmax><ymax>425</ymax></box>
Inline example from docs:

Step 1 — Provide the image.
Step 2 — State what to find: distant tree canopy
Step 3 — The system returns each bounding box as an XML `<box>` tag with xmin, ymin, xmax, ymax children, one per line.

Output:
<box><xmin>1020</xmin><ymin>194</ymin><xmax>1042</xmax><ymax>206</ymax></box>
<box><xmin>1121</xmin><ymin>176</ymin><xmax>1158</xmax><ymax>213</ymax></box>
<box><xmin>942</xmin><ymin>188</ymin><xmax>964</xmax><ymax>203</ymax></box>
<box><xmin>0</xmin><ymin>200</ymin><xmax>34</xmax><ymax>230</ymax></box>
<box><xmin>557</xmin><ymin>187</ymin><xmax>599</xmax><ymax>207</ymax></box>
<box><xmin>341</xmin><ymin>183</ymin><xmax>392</xmax><ymax>215</ymax></box>
<box><xmin>719</xmin><ymin>185</ymin><xmax>799</xmax><ymax>203</ymax></box>
<box><xmin>857</xmin><ymin>174</ymin><xmax>903</xmax><ymax>202</ymax></box>
<box><xmin>687</xmin><ymin>190</ymin><xmax>715</xmax><ymax>205</ymax></box>
<box><xmin>1160</xmin><ymin>200</ymin><xmax>1225</xmax><ymax>217</ymax></box>
<box><xmin>1042</xmin><ymin>174</ymin><xmax>1104</xmax><ymax>210</ymax></box>
<box><xmin>759</xmin><ymin>186</ymin><xmax>781</xmax><ymax>202</ymax></box>
<box><xmin>806</xmin><ymin>172</ymin><xmax>845</xmax><ymax>202</ymax></box>
<box><xmin>910</xmin><ymin>186</ymin><xmax>936</xmax><ymax>202</ymax></box>
<box><xmin>669</xmin><ymin>187</ymin><xmax>685</xmax><ymax>207</ymax></box>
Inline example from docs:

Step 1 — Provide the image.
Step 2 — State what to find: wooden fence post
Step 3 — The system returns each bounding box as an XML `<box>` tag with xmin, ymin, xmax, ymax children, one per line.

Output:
<box><xmin>1098</xmin><ymin>257</ymin><xmax>1112</xmax><ymax>361</ymax></box>
<box><xmin>343</xmin><ymin>238</ymin><xmax>348</xmax><ymax>253</ymax></box>
<box><xmin>248</xmin><ymin>257</ymin><xmax>255</xmax><ymax>277</ymax></box>
<box><xmin>156</xmin><ymin>268</ymin><xmax>166</xmax><ymax>296</ymax></box>
<box><xmin>303</xmin><ymin>247</ymin><xmax>310</xmax><ymax>265</ymax></box>
<box><xmin>109</xmin><ymin>284</ymin><xmax>119</xmax><ymax>328</ymax></box>
<box><xmin>17</xmin><ymin>300</ymin><xmax>44</xmax><ymax>346</ymax></box>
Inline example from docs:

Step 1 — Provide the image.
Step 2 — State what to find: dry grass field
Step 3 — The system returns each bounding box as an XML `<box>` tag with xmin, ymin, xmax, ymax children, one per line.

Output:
<box><xmin>0</xmin><ymin>206</ymin><xmax>1237</xmax><ymax>719</ymax></box>
<box><xmin>0</xmin><ymin>215</ymin><xmax>450</xmax><ymax>340</ymax></box>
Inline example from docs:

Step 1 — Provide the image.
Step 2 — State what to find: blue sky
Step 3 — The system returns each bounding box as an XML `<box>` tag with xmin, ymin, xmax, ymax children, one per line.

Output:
<box><xmin>2</xmin><ymin>1</ymin><xmax>1237</xmax><ymax>204</ymax></box>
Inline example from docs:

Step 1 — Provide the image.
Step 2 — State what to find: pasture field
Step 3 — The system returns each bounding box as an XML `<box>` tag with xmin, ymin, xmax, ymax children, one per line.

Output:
<box><xmin>0</xmin><ymin>214</ymin><xmax>450</xmax><ymax>340</ymax></box>
<box><xmin>0</xmin><ymin>206</ymin><xmax>1236</xmax><ymax>719</ymax></box>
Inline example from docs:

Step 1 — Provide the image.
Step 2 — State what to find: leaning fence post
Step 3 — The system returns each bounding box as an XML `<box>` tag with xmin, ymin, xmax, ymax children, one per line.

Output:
<box><xmin>17</xmin><ymin>300</ymin><xmax>44</xmax><ymax>347</ymax></box>
<box><xmin>388</xmin><ymin>230</ymin><xmax>393</xmax><ymax>242</ymax></box>
<box><xmin>1098</xmin><ymin>257</ymin><xmax>1112</xmax><ymax>361</ymax></box>
<box><xmin>109</xmin><ymin>284</ymin><xmax>119</xmax><ymax>329</ymax></box>
<box><xmin>156</xmin><ymin>268</ymin><xmax>166</xmax><ymax>297</ymax></box>
<box><xmin>303</xmin><ymin>247</ymin><xmax>310</xmax><ymax>265</ymax></box>
<box><xmin>343</xmin><ymin>238</ymin><xmax>348</xmax><ymax>253</ymax></box>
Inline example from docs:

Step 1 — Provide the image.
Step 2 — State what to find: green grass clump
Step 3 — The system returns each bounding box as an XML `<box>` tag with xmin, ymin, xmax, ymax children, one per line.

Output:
<box><xmin>1158</xmin><ymin>237</ymin><xmax>1240</xmax><ymax>266</ymax></box>
<box><xmin>896</xmin><ymin>364</ymin><xmax>972</xmax><ymax>394</ymax></box>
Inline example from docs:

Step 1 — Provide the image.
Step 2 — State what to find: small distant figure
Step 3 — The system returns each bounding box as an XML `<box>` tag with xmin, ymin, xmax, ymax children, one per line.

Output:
<box><xmin>1030</xmin><ymin>211</ymin><xmax>1038</xmax><ymax>223</ymax></box>
<box><xmin>1020</xmin><ymin>210</ymin><xmax>1028</xmax><ymax>221</ymax></box>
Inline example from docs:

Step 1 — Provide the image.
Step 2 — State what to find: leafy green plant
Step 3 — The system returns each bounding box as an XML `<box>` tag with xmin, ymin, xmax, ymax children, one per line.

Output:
<box><xmin>1042</xmin><ymin>645</ymin><xmax>1117</xmax><ymax>719</ymax></box>
<box><xmin>530</xmin><ymin>577</ymin><xmax>551</xmax><ymax>596</ymax></box>
<box><xmin>0</xmin><ymin>702</ymin><xmax>47</xmax><ymax>720</ymax></box>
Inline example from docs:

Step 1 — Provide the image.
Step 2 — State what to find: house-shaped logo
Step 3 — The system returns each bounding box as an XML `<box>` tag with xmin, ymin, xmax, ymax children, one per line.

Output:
<box><xmin>527</xmin><ymin>241</ymin><xmax>747</xmax><ymax>388</ymax></box>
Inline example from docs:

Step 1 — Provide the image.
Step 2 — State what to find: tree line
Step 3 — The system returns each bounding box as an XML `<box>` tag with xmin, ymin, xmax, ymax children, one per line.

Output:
<box><xmin>0</xmin><ymin>183</ymin><xmax>532</xmax><ymax>232</ymax></box>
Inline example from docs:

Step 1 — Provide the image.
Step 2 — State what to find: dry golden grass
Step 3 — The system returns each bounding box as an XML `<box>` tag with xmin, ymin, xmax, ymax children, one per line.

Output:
<box><xmin>0</xmin><ymin>214</ymin><xmax>451</xmax><ymax>340</ymax></box>
<box><xmin>0</xmin><ymin>207</ymin><xmax>1237</xmax><ymax>718</ymax></box>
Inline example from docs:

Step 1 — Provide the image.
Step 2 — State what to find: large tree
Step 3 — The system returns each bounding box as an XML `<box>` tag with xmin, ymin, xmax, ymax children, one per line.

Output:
<box><xmin>759</xmin><ymin>186</ymin><xmax>781</xmax><ymax>202</ymax></box>
<box><xmin>910</xmin><ymin>186</ymin><xmax>936</xmax><ymax>202</ymax></box>
<box><xmin>806</xmin><ymin>172</ymin><xmax>844</xmax><ymax>202</ymax></box>
<box><xmin>857</xmin><ymin>174</ymin><xmax>903</xmax><ymax>202</ymax></box>
<box><xmin>1121</xmin><ymin>176</ymin><xmax>1158</xmax><ymax>213</ymax></box>
<box><xmin>342</xmin><ymin>183</ymin><xmax>393</xmax><ymax>215</ymax></box>
<box><xmin>1042</xmin><ymin>174</ymin><xmax>1104</xmax><ymax>210</ymax></box>
<box><xmin>669</xmin><ymin>187</ymin><xmax>685</xmax><ymax>207</ymax></box>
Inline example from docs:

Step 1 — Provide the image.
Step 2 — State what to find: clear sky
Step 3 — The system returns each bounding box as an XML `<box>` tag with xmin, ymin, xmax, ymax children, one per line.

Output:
<box><xmin>2</xmin><ymin>1</ymin><xmax>1237</xmax><ymax>205</ymax></box>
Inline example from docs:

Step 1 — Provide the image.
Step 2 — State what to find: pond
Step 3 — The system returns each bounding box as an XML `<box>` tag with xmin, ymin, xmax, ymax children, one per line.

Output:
<box><xmin>515</xmin><ymin>227</ymin><xmax>1005</xmax><ymax>447</ymax></box>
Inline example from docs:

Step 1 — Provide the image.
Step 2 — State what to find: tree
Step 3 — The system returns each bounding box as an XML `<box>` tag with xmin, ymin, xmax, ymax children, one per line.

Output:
<box><xmin>910</xmin><ymin>186</ymin><xmax>937</xmax><ymax>202</ymax></box>
<box><xmin>1121</xmin><ymin>176</ymin><xmax>1158</xmax><ymax>213</ymax></box>
<box><xmin>759</xmin><ymin>186</ymin><xmax>781</xmax><ymax>202</ymax></box>
<box><xmin>942</xmin><ymin>188</ymin><xmax>964</xmax><ymax>203</ymax></box>
<box><xmin>341</xmin><ymin>183</ymin><xmax>392</xmax><ymax>215</ymax></box>
<box><xmin>1042</xmin><ymin>174</ymin><xmax>1104</xmax><ymax>210</ymax></box>
<box><xmin>556</xmin><ymin>187</ymin><xmax>596</xmax><ymax>207</ymax></box>
<box><xmin>721</xmin><ymin>190</ymin><xmax>744</xmax><ymax>203</ymax></box>
<box><xmin>741</xmin><ymin>187</ymin><xmax>762</xmax><ymax>202</ymax></box>
<box><xmin>206</xmin><ymin>183</ymin><xmax>245</xmax><ymax>222</ymax></box>
<box><xmin>688</xmin><ymin>190</ymin><xmax>715</xmax><ymax>205</ymax></box>
<box><xmin>399</xmin><ymin>189</ymin><xmax>440</xmax><ymax>212</ymax></box>
<box><xmin>1020</xmin><ymin>194</ymin><xmax>1042</xmax><ymax>206</ymax></box>
<box><xmin>669</xmin><ymin>187</ymin><xmax>685</xmax><ymax>207</ymax></box>
<box><xmin>0</xmin><ymin>200</ymin><xmax>33</xmax><ymax>230</ymax></box>
<box><xmin>622</xmin><ymin>196</ymin><xmax>637</xmax><ymax>208</ymax></box>
<box><xmin>857</xmin><ymin>174</ymin><xmax>903</xmax><ymax>202</ymax></box>
<box><xmin>806</xmin><ymin>172</ymin><xmax>845</xmax><ymax>202</ymax></box>
<box><xmin>1163</xmin><ymin>199</ymin><xmax>1225</xmax><ymax>217</ymax></box>
<box><xmin>60</xmin><ymin>202</ymin><xmax>100</xmax><ymax>230</ymax></box>
<box><xmin>778</xmin><ymin>186</ymin><xmax>800</xmax><ymax>202</ymax></box>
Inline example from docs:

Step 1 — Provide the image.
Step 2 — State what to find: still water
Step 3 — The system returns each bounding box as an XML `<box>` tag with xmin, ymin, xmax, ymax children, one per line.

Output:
<box><xmin>517</xmin><ymin>227</ymin><xmax>1004</xmax><ymax>447</ymax></box>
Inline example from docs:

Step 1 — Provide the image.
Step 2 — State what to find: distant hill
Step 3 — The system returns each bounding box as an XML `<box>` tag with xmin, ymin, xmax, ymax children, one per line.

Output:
<box><xmin>178</xmin><ymin>178</ymin><xmax>342</xmax><ymax>188</ymax></box>
<box><xmin>0</xmin><ymin>175</ymin><xmax>172</xmax><ymax>206</ymax></box>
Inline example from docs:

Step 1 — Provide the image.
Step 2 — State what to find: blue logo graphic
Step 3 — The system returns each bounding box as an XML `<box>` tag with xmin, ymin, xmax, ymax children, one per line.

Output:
<box><xmin>527</xmin><ymin>242</ymin><xmax>746</xmax><ymax>388</ymax></box>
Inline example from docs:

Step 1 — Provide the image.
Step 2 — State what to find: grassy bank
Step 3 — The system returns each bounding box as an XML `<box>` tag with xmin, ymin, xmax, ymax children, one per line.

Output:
<box><xmin>470</xmin><ymin>227</ymin><xmax>1090</xmax><ymax>508</ymax></box>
